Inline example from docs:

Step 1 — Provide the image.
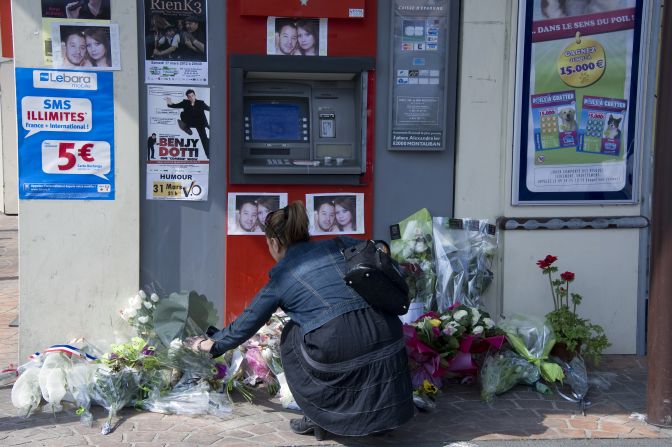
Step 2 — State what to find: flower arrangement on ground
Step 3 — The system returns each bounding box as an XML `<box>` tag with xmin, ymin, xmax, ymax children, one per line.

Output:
<box><xmin>537</xmin><ymin>255</ymin><xmax>611</xmax><ymax>364</ymax></box>
<box><xmin>403</xmin><ymin>304</ymin><xmax>505</xmax><ymax>394</ymax></box>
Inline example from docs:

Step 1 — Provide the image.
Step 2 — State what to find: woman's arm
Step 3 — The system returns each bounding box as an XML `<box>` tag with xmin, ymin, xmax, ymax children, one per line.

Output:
<box><xmin>208</xmin><ymin>282</ymin><xmax>282</xmax><ymax>357</ymax></box>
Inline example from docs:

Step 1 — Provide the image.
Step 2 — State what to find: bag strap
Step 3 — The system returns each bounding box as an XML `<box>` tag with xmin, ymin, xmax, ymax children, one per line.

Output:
<box><xmin>334</xmin><ymin>236</ymin><xmax>347</xmax><ymax>254</ymax></box>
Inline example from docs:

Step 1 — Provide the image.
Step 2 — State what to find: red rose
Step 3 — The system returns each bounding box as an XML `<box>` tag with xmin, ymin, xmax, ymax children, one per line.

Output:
<box><xmin>561</xmin><ymin>271</ymin><xmax>575</xmax><ymax>282</ymax></box>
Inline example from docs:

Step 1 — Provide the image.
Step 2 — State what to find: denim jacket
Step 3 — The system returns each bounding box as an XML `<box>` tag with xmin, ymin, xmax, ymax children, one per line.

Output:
<box><xmin>209</xmin><ymin>237</ymin><xmax>369</xmax><ymax>357</ymax></box>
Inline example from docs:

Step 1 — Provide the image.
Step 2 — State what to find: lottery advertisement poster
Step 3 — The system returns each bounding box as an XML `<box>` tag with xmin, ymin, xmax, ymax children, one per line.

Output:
<box><xmin>514</xmin><ymin>0</ymin><xmax>643</xmax><ymax>203</ymax></box>
<box><xmin>146</xmin><ymin>85</ymin><xmax>210</xmax><ymax>201</ymax></box>
<box><xmin>16</xmin><ymin>68</ymin><xmax>114</xmax><ymax>200</ymax></box>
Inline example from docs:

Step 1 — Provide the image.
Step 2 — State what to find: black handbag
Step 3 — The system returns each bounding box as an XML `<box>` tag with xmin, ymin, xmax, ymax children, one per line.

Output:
<box><xmin>335</xmin><ymin>238</ymin><xmax>410</xmax><ymax>315</ymax></box>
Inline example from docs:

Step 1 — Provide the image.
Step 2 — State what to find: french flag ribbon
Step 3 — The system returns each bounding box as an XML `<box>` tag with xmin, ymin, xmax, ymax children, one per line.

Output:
<box><xmin>30</xmin><ymin>345</ymin><xmax>97</xmax><ymax>361</ymax></box>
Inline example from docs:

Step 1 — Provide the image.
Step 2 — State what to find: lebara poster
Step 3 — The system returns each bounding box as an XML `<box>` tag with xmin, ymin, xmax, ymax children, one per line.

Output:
<box><xmin>514</xmin><ymin>0</ymin><xmax>643</xmax><ymax>203</ymax></box>
<box><xmin>146</xmin><ymin>85</ymin><xmax>210</xmax><ymax>201</ymax></box>
<box><xmin>144</xmin><ymin>0</ymin><xmax>208</xmax><ymax>84</ymax></box>
<box><xmin>16</xmin><ymin>68</ymin><xmax>114</xmax><ymax>200</ymax></box>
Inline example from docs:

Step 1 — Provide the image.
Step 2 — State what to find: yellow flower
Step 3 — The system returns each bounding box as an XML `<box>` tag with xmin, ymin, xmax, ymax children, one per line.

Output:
<box><xmin>422</xmin><ymin>379</ymin><xmax>439</xmax><ymax>395</ymax></box>
<box><xmin>429</xmin><ymin>319</ymin><xmax>441</xmax><ymax>327</ymax></box>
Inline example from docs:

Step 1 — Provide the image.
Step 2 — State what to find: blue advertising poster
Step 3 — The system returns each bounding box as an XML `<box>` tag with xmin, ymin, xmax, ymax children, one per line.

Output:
<box><xmin>16</xmin><ymin>68</ymin><xmax>114</xmax><ymax>200</ymax></box>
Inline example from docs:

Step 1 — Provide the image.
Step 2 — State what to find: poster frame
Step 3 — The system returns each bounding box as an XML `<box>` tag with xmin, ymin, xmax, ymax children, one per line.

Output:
<box><xmin>512</xmin><ymin>0</ymin><xmax>646</xmax><ymax>205</ymax></box>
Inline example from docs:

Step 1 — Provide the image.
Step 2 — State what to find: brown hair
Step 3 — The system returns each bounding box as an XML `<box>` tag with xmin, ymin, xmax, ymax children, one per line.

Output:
<box><xmin>333</xmin><ymin>196</ymin><xmax>356</xmax><ymax>231</ymax></box>
<box><xmin>264</xmin><ymin>201</ymin><xmax>309</xmax><ymax>248</ymax></box>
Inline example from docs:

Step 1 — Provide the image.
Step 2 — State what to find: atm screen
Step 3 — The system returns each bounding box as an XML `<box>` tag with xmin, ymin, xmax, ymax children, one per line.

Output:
<box><xmin>250</xmin><ymin>103</ymin><xmax>303</xmax><ymax>141</ymax></box>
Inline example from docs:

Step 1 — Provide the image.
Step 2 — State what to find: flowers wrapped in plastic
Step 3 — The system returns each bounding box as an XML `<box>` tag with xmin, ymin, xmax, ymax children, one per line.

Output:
<box><xmin>38</xmin><ymin>352</ymin><xmax>71</xmax><ymax>413</ymax></box>
<box><xmin>433</xmin><ymin>218</ymin><xmax>498</xmax><ymax>311</ymax></box>
<box><xmin>89</xmin><ymin>365</ymin><xmax>139</xmax><ymax>435</ymax></box>
<box><xmin>66</xmin><ymin>358</ymin><xmax>98</xmax><ymax>426</ymax></box>
<box><xmin>480</xmin><ymin>350</ymin><xmax>541</xmax><ymax>401</ymax></box>
<box><xmin>390</xmin><ymin>208</ymin><xmax>437</xmax><ymax>310</ymax></box>
<box><xmin>11</xmin><ymin>359</ymin><xmax>43</xmax><ymax>418</ymax></box>
<box><xmin>498</xmin><ymin>314</ymin><xmax>564</xmax><ymax>384</ymax></box>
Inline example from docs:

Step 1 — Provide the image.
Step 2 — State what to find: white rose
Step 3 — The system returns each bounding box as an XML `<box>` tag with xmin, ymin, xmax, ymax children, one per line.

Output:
<box><xmin>143</xmin><ymin>301</ymin><xmax>153</xmax><ymax>309</ymax></box>
<box><xmin>471</xmin><ymin>309</ymin><xmax>481</xmax><ymax>327</ymax></box>
<box><xmin>150</xmin><ymin>293</ymin><xmax>159</xmax><ymax>303</ymax></box>
<box><xmin>125</xmin><ymin>308</ymin><xmax>137</xmax><ymax>318</ymax></box>
<box><xmin>129</xmin><ymin>294</ymin><xmax>142</xmax><ymax>308</ymax></box>
<box><xmin>483</xmin><ymin>318</ymin><xmax>495</xmax><ymax>329</ymax></box>
<box><xmin>138</xmin><ymin>290</ymin><xmax>147</xmax><ymax>299</ymax></box>
<box><xmin>138</xmin><ymin>316</ymin><xmax>149</xmax><ymax>324</ymax></box>
<box><xmin>453</xmin><ymin>310</ymin><xmax>468</xmax><ymax>321</ymax></box>
<box><xmin>472</xmin><ymin>325</ymin><xmax>484</xmax><ymax>335</ymax></box>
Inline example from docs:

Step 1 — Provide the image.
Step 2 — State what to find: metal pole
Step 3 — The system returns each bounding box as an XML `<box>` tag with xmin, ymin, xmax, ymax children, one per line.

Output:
<box><xmin>647</xmin><ymin>0</ymin><xmax>672</xmax><ymax>428</ymax></box>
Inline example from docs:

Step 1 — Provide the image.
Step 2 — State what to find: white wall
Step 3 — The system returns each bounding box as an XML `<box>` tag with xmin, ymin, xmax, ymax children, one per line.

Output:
<box><xmin>455</xmin><ymin>0</ymin><xmax>648</xmax><ymax>353</ymax></box>
<box><xmin>13</xmin><ymin>0</ymin><xmax>139</xmax><ymax>359</ymax></box>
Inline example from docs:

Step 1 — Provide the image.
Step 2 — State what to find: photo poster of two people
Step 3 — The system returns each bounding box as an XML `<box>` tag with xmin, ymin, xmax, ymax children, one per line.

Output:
<box><xmin>40</xmin><ymin>0</ymin><xmax>111</xmax><ymax>65</ymax></box>
<box><xmin>51</xmin><ymin>23</ymin><xmax>120</xmax><ymax>70</ymax></box>
<box><xmin>227</xmin><ymin>193</ymin><xmax>289</xmax><ymax>235</ymax></box>
<box><xmin>266</xmin><ymin>17</ymin><xmax>328</xmax><ymax>56</ymax></box>
<box><xmin>227</xmin><ymin>193</ymin><xmax>365</xmax><ymax>236</ymax></box>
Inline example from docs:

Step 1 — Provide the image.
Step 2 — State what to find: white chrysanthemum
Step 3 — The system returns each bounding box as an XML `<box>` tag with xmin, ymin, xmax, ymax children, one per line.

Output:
<box><xmin>125</xmin><ymin>308</ymin><xmax>137</xmax><ymax>318</ymax></box>
<box><xmin>472</xmin><ymin>325</ymin><xmax>484</xmax><ymax>335</ymax></box>
<box><xmin>143</xmin><ymin>301</ymin><xmax>153</xmax><ymax>309</ymax></box>
<box><xmin>453</xmin><ymin>310</ymin><xmax>468</xmax><ymax>321</ymax></box>
<box><xmin>483</xmin><ymin>318</ymin><xmax>495</xmax><ymax>329</ymax></box>
<box><xmin>471</xmin><ymin>309</ymin><xmax>481</xmax><ymax>327</ymax></box>
<box><xmin>150</xmin><ymin>293</ymin><xmax>159</xmax><ymax>303</ymax></box>
<box><xmin>138</xmin><ymin>290</ymin><xmax>147</xmax><ymax>299</ymax></box>
<box><xmin>138</xmin><ymin>316</ymin><xmax>149</xmax><ymax>324</ymax></box>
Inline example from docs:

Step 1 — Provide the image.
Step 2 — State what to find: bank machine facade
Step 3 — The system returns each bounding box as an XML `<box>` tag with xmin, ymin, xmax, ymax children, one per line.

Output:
<box><xmin>225</xmin><ymin>1</ymin><xmax>376</xmax><ymax>319</ymax></box>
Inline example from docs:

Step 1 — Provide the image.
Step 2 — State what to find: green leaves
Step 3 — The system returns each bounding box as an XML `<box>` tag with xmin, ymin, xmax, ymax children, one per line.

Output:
<box><xmin>153</xmin><ymin>291</ymin><xmax>219</xmax><ymax>348</ymax></box>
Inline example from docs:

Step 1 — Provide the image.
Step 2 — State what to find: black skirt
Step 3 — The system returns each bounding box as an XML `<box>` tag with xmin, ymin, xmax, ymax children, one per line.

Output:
<box><xmin>280</xmin><ymin>307</ymin><xmax>415</xmax><ymax>437</ymax></box>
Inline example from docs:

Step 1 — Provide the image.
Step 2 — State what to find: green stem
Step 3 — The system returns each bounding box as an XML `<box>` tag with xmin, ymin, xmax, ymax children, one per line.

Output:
<box><xmin>565</xmin><ymin>281</ymin><xmax>570</xmax><ymax>309</ymax></box>
<box><xmin>548</xmin><ymin>271</ymin><xmax>558</xmax><ymax>310</ymax></box>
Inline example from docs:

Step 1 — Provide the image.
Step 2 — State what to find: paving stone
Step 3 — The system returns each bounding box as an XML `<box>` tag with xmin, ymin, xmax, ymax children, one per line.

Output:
<box><xmin>183</xmin><ymin>432</ymin><xmax>221</xmax><ymax>445</ymax></box>
<box><xmin>122</xmin><ymin>431</ymin><xmax>158</xmax><ymax>442</ymax></box>
<box><xmin>155</xmin><ymin>431</ymin><xmax>188</xmax><ymax>442</ymax></box>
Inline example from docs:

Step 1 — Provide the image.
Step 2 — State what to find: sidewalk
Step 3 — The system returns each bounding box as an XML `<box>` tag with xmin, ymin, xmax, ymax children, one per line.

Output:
<box><xmin>1</xmin><ymin>212</ymin><xmax>671</xmax><ymax>446</ymax></box>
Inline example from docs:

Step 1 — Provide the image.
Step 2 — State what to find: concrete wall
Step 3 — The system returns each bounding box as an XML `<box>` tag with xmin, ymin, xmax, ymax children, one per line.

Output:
<box><xmin>14</xmin><ymin>0</ymin><xmax>139</xmax><ymax>359</ymax></box>
<box><xmin>138</xmin><ymin>0</ymin><xmax>227</xmax><ymax>324</ymax></box>
<box><xmin>453</xmin><ymin>0</ymin><xmax>656</xmax><ymax>353</ymax></box>
<box><xmin>0</xmin><ymin>59</ymin><xmax>17</xmax><ymax>215</ymax></box>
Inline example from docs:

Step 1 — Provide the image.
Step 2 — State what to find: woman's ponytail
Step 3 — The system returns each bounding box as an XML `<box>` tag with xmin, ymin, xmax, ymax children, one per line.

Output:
<box><xmin>264</xmin><ymin>201</ymin><xmax>309</xmax><ymax>248</ymax></box>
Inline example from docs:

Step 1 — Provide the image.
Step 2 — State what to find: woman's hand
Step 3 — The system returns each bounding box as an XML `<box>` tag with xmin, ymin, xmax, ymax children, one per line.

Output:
<box><xmin>65</xmin><ymin>1</ymin><xmax>82</xmax><ymax>18</ymax></box>
<box><xmin>186</xmin><ymin>336</ymin><xmax>214</xmax><ymax>353</ymax></box>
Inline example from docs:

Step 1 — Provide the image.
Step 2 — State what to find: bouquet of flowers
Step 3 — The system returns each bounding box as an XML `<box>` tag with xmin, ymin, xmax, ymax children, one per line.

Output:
<box><xmin>404</xmin><ymin>305</ymin><xmax>504</xmax><ymax>390</ymax></box>
<box><xmin>498</xmin><ymin>314</ymin><xmax>564</xmax><ymax>383</ymax></box>
<box><xmin>239</xmin><ymin>312</ymin><xmax>287</xmax><ymax>396</ymax></box>
<box><xmin>480</xmin><ymin>350</ymin><xmax>541</xmax><ymax>402</ymax></box>
<box><xmin>391</xmin><ymin>208</ymin><xmax>437</xmax><ymax>310</ymax></box>
<box><xmin>119</xmin><ymin>290</ymin><xmax>160</xmax><ymax>340</ymax></box>
<box><xmin>89</xmin><ymin>365</ymin><xmax>139</xmax><ymax>435</ymax></box>
<box><xmin>433</xmin><ymin>218</ymin><xmax>498</xmax><ymax>311</ymax></box>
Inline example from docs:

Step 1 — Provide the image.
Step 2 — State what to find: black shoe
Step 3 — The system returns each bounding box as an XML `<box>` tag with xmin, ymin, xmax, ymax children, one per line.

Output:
<box><xmin>290</xmin><ymin>416</ymin><xmax>315</xmax><ymax>435</ymax></box>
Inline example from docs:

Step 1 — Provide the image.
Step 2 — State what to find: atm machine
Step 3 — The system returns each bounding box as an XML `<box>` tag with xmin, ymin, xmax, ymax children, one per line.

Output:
<box><xmin>225</xmin><ymin>1</ymin><xmax>376</xmax><ymax>319</ymax></box>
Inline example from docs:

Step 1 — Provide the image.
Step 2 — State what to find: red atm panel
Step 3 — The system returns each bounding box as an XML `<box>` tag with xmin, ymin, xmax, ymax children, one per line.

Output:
<box><xmin>225</xmin><ymin>0</ymin><xmax>377</xmax><ymax>322</ymax></box>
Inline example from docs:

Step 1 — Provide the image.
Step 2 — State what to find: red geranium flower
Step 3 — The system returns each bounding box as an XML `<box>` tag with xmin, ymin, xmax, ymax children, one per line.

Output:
<box><xmin>560</xmin><ymin>271</ymin><xmax>575</xmax><ymax>282</ymax></box>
